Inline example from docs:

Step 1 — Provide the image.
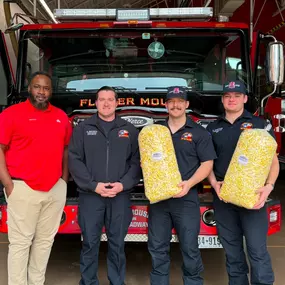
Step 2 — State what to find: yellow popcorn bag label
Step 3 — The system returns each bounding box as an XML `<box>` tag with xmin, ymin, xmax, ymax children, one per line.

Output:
<box><xmin>220</xmin><ymin>129</ymin><xmax>277</xmax><ymax>209</ymax></box>
<box><xmin>138</xmin><ymin>124</ymin><xmax>182</xmax><ymax>203</ymax></box>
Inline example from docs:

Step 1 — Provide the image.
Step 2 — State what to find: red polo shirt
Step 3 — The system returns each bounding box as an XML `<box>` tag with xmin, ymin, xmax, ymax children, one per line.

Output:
<box><xmin>0</xmin><ymin>100</ymin><xmax>72</xmax><ymax>191</ymax></box>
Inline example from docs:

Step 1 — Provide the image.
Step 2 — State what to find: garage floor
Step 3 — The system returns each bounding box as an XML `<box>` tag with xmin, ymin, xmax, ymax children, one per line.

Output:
<box><xmin>0</xmin><ymin>176</ymin><xmax>284</xmax><ymax>285</ymax></box>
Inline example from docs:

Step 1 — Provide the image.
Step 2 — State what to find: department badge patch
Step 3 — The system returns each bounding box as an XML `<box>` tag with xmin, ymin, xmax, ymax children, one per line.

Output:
<box><xmin>181</xmin><ymin>132</ymin><xmax>192</xmax><ymax>142</ymax></box>
<box><xmin>240</xmin><ymin>122</ymin><xmax>253</xmax><ymax>130</ymax></box>
<box><xmin>118</xmin><ymin>129</ymin><xmax>129</xmax><ymax>138</ymax></box>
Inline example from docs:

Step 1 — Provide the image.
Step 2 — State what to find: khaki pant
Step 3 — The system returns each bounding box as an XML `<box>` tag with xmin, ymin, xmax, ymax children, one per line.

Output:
<box><xmin>4</xmin><ymin>178</ymin><xmax>67</xmax><ymax>285</ymax></box>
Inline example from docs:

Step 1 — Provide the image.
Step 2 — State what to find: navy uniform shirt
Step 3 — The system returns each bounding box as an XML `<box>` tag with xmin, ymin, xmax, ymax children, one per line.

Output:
<box><xmin>206</xmin><ymin>110</ymin><xmax>274</xmax><ymax>181</ymax></box>
<box><xmin>161</xmin><ymin>117</ymin><xmax>217</xmax><ymax>182</ymax></box>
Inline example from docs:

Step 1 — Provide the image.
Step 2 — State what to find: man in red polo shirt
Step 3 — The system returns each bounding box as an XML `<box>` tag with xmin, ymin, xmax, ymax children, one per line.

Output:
<box><xmin>0</xmin><ymin>71</ymin><xmax>71</xmax><ymax>285</ymax></box>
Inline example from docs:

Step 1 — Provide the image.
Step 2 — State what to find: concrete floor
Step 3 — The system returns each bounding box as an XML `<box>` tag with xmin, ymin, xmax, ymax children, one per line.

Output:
<box><xmin>0</xmin><ymin>177</ymin><xmax>285</xmax><ymax>285</ymax></box>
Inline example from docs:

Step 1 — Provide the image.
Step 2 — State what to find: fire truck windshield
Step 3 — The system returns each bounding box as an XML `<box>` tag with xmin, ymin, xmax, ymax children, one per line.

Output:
<box><xmin>22</xmin><ymin>29</ymin><xmax>247</xmax><ymax>95</ymax></box>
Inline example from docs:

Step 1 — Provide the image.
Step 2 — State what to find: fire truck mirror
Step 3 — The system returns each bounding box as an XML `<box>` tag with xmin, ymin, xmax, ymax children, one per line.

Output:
<box><xmin>266</xmin><ymin>41</ymin><xmax>284</xmax><ymax>86</ymax></box>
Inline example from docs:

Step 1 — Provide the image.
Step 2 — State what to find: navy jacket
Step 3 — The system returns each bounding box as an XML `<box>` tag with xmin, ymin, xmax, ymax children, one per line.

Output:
<box><xmin>68</xmin><ymin>114</ymin><xmax>141</xmax><ymax>193</ymax></box>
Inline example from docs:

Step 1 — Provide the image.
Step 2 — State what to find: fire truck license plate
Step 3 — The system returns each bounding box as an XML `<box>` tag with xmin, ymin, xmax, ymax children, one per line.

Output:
<box><xmin>198</xmin><ymin>235</ymin><xmax>222</xmax><ymax>248</ymax></box>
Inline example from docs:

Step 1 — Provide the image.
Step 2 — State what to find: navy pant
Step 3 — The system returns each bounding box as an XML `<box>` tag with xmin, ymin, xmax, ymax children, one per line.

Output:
<box><xmin>213</xmin><ymin>194</ymin><xmax>274</xmax><ymax>285</ymax></box>
<box><xmin>148</xmin><ymin>190</ymin><xmax>203</xmax><ymax>285</ymax></box>
<box><xmin>78</xmin><ymin>192</ymin><xmax>132</xmax><ymax>285</ymax></box>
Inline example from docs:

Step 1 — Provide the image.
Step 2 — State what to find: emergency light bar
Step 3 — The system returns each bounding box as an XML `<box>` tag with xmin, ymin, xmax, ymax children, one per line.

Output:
<box><xmin>53</xmin><ymin>7</ymin><xmax>213</xmax><ymax>21</ymax></box>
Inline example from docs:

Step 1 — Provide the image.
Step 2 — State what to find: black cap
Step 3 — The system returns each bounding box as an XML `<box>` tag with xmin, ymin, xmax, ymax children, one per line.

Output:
<box><xmin>166</xmin><ymin>86</ymin><xmax>188</xmax><ymax>101</ymax></box>
<box><xmin>223</xmin><ymin>80</ymin><xmax>247</xmax><ymax>95</ymax></box>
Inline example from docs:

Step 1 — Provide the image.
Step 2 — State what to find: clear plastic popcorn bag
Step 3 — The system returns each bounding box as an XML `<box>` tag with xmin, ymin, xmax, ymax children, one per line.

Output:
<box><xmin>220</xmin><ymin>129</ymin><xmax>277</xmax><ymax>208</ymax></box>
<box><xmin>138</xmin><ymin>124</ymin><xmax>182</xmax><ymax>203</ymax></box>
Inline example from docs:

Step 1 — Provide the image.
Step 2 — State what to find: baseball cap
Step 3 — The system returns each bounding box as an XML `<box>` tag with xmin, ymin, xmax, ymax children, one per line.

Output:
<box><xmin>223</xmin><ymin>80</ymin><xmax>247</xmax><ymax>95</ymax></box>
<box><xmin>166</xmin><ymin>86</ymin><xmax>188</xmax><ymax>101</ymax></box>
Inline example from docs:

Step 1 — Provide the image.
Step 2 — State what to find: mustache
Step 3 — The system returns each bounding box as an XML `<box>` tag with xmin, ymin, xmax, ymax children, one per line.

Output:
<box><xmin>170</xmin><ymin>107</ymin><xmax>182</xmax><ymax>110</ymax></box>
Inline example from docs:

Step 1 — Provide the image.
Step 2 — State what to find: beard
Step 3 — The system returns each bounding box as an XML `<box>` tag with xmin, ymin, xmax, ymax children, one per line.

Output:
<box><xmin>28</xmin><ymin>92</ymin><xmax>50</xmax><ymax>110</ymax></box>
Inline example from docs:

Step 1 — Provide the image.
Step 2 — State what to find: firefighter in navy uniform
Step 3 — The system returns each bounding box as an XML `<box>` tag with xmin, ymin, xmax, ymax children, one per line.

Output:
<box><xmin>207</xmin><ymin>81</ymin><xmax>279</xmax><ymax>285</ymax></box>
<box><xmin>68</xmin><ymin>86</ymin><xmax>141</xmax><ymax>285</ymax></box>
<box><xmin>148</xmin><ymin>86</ymin><xmax>217</xmax><ymax>285</ymax></box>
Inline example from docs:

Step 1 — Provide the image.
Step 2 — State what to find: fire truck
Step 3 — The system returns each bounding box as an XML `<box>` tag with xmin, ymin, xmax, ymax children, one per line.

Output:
<box><xmin>0</xmin><ymin>6</ymin><xmax>283</xmax><ymax>248</ymax></box>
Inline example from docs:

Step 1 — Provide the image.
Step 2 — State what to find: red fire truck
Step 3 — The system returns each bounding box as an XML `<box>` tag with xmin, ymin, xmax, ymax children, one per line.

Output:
<box><xmin>0</xmin><ymin>7</ymin><xmax>283</xmax><ymax>248</ymax></box>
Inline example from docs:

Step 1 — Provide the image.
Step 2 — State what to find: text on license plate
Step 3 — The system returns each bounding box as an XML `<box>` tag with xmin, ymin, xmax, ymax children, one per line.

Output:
<box><xmin>198</xmin><ymin>235</ymin><xmax>222</xmax><ymax>248</ymax></box>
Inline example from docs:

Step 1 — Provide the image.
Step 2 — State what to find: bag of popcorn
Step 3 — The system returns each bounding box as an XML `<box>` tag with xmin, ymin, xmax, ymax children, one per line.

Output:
<box><xmin>138</xmin><ymin>124</ymin><xmax>182</xmax><ymax>203</ymax></box>
<box><xmin>220</xmin><ymin>129</ymin><xmax>277</xmax><ymax>208</ymax></box>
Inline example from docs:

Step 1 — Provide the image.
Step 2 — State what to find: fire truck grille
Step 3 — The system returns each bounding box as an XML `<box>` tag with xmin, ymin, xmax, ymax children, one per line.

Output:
<box><xmin>100</xmin><ymin>233</ymin><xmax>179</xmax><ymax>242</ymax></box>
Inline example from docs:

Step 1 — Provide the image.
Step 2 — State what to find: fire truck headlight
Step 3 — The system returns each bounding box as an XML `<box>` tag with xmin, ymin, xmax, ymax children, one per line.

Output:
<box><xmin>202</xmin><ymin>209</ymin><xmax>216</xmax><ymax>226</ymax></box>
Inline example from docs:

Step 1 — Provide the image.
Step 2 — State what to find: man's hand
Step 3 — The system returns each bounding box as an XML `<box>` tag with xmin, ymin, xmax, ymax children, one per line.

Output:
<box><xmin>173</xmin><ymin>180</ymin><xmax>191</xmax><ymax>198</ymax></box>
<box><xmin>252</xmin><ymin>184</ymin><xmax>273</xmax><ymax>210</ymax></box>
<box><xmin>95</xmin><ymin>182</ymin><xmax>123</xmax><ymax>198</ymax></box>
<box><xmin>212</xmin><ymin>181</ymin><xmax>224</xmax><ymax>201</ymax></box>
<box><xmin>102</xmin><ymin>182</ymin><xmax>123</xmax><ymax>198</ymax></box>
<box><xmin>108</xmin><ymin>182</ymin><xmax>123</xmax><ymax>195</ymax></box>
<box><xmin>4</xmin><ymin>182</ymin><xmax>14</xmax><ymax>198</ymax></box>
<box><xmin>95</xmin><ymin>183</ymin><xmax>114</xmax><ymax>197</ymax></box>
